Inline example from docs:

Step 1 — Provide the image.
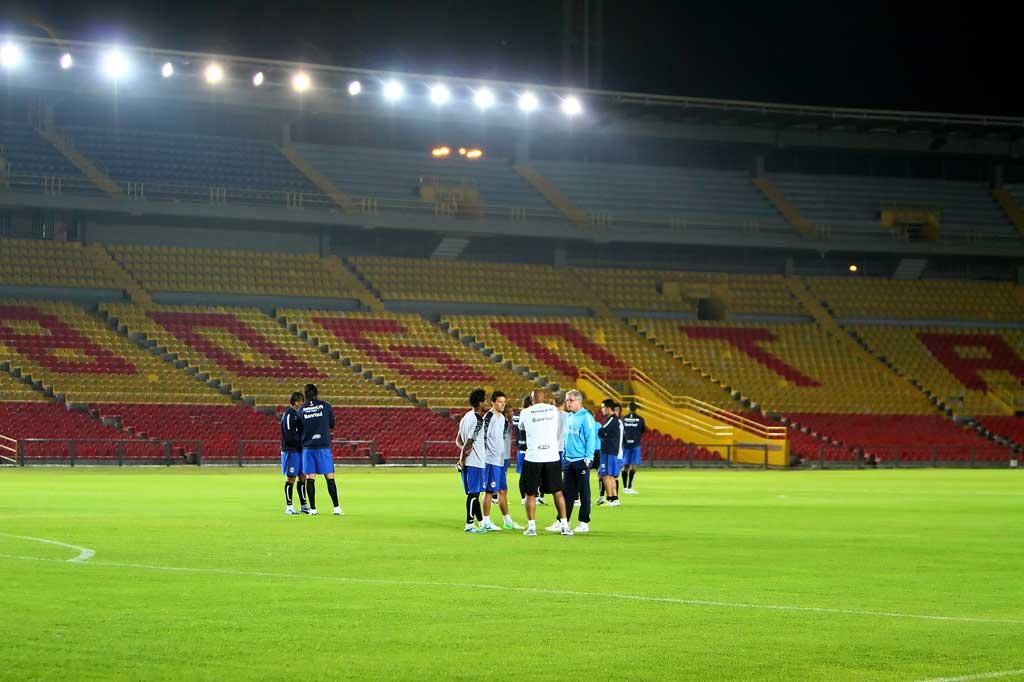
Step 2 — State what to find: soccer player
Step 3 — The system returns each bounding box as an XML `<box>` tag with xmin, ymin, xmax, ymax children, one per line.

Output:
<box><xmin>456</xmin><ymin>388</ymin><xmax>490</xmax><ymax>533</ymax></box>
<box><xmin>298</xmin><ymin>383</ymin><xmax>342</xmax><ymax>516</ymax></box>
<box><xmin>562</xmin><ymin>389</ymin><xmax>598</xmax><ymax>533</ymax></box>
<box><xmin>597</xmin><ymin>398</ymin><xmax>623</xmax><ymax>506</ymax></box>
<box><xmin>517</xmin><ymin>388</ymin><xmax>573</xmax><ymax>536</ymax></box>
<box><xmin>621</xmin><ymin>401</ymin><xmax>646</xmax><ymax>494</ymax></box>
<box><xmin>280</xmin><ymin>391</ymin><xmax>309</xmax><ymax>514</ymax></box>
<box><xmin>514</xmin><ymin>394</ymin><xmax>545</xmax><ymax>506</ymax></box>
<box><xmin>481</xmin><ymin>391</ymin><xmax>523</xmax><ymax>531</ymax></box>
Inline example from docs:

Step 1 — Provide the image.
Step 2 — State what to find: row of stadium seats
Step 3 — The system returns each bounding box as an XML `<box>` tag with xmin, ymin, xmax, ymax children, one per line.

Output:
<box><xmin>0</xmin><ymin>239</ymin><xmax>123</xmax><ymax>290</ymax></box>
<box><xmin>807</xmin><ymin>278</ymin><xmax>1022</xmax><ymax>321</ymax></box>
<box><xmin>0</xmin><ymin>120</ymin><xmax>93</xmax><ymax>192</ymax></box>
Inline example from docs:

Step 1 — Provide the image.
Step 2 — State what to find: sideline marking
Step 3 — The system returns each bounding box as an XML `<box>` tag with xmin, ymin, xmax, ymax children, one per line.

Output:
<box><xmin>0</xmin><ymin>532</ymin><xmax>94</xmax><ymax>563</ymax></box>
<box><xmin>0</xmin><ymin>549</ymin><xmax>1021</xmax><ymax>626</ymax></box>
<box><xmin>916</xmin><ymin>670</ymin><xmax>1024</xmax><ymax>682</ymax></box>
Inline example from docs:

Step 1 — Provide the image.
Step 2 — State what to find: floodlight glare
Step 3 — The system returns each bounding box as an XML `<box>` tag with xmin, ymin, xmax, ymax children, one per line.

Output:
<box><xmin>101</xmin><ymin>49</ymin><xmax>130</xmax><ymax>81</ymax></box>
<box><xmin>473</xmin><ymin>87</ymin><xmax>495</xmax><ymax>110</ymax></box>
<box><xmin>1</xmin><ymin>42</ymin><xmax>23</xmax><ymax>69</ymax></box>
<box><xmin>431</xmin><ymin>146</ymin><xmax>451</xmax><ymax>157</ymax></box>
<box><xmin>161</xmin><ymin>62</ymin><xmax>174</xmax><ymax>78</ymax></box>
<box><xmin>849</xmin><ymin>264</ymin><xmax>859</xmax><ymax>273</ymax></box>
<box><xmin>561</xmin><ymin>96</ymin><xmax>582</xmax><ymax>117</ymax></box>
<box><xmin>59</xmin><ymin>53</ymin><xmax>73</xmax><ymax>70</ymax></box>
<box><xmin>252</xmin><ymin>71</ymin><xmax>264</xmax><ymax>86</ymax></box>
<box><xmin>465</xmin><ymin>148</ymin><xmax>483</xmax><ymax>159</ymax></box>
<box><xmin>518</xmin><ymin>91</ymin><xmax>539</xmax><ymax>113</ymax></box>
<box><xmin>347</xmin><ymin>80</ymin><xmax>362</xmax><ymax>96</ymax></box>
<box><xmin>383</xmin><ymin>79</ymin><xmax>404</xmax><ymax>102</ymax></box>
<box><xmin>429</xmin><ymin>83</ymin><xmax>450</xmax><ymax>106</ymax></box>
<box><xmin>204</xmin><ymin>63</ymin><xmax>224</xmax><ymax>85</ymax></box>
<box><xmin>291</xmin><ymin>71</ymin><xmax>311</xmax><ymax>93</ymax></box>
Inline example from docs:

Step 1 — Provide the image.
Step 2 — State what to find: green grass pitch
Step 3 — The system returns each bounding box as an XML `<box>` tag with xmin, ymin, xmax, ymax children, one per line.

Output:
<box><xmin>0</xmin><ymin>468</ymin><xmax>1021</xmax><ymax>681</ymax></box>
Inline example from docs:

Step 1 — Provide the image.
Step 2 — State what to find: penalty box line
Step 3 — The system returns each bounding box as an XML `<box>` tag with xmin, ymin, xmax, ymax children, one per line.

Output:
<box><xmin>0</xmin><ymin>549</ymin><xmax>1022</xmax><ymax>627</ymax></box>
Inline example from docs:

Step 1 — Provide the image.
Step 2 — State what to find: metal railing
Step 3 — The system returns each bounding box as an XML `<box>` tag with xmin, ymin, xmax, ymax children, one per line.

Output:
<box><xmin>0</xmin><ymin>434</ymin><xmax>17</xmax><ymax>464</ymax></box>
<box><xmin>229</xmin><ymin>439</ymin><xmax>378</xmax><ymax>467</ymax></box>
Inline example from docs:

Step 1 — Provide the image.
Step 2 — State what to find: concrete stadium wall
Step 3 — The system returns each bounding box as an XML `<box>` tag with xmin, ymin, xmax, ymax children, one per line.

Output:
<box><xmin>86</xmin><ymin>223</ymin><xmax>320</xmax><ymax>254</ymax></box>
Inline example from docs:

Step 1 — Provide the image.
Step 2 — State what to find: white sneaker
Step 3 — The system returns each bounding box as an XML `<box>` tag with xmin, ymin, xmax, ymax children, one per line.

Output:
<box><xmin>573</xmin><ymin>499</ymin><xmax>581</xmax><ymax>507</ymax></box>
<box><xmin>523</xmin><ymin>527</ymin><xmax>537</xmax><ymax>536</ymax></box>
<box><xmin>308</xmin><ymin>509</ymin><xmax>319</xmax><ymax>515</ymax></box>
<box><xmin>465</xmin><ymin>524</ymin><xmax>485</xmax><ymax>533</ymax></box>
<box><xmin>285</xmin><ymin>506</ymin><xmax>297</xmax><ymax>515</ymax></box>
<box><xmin>520</xmin><ymin>498</ymin><xmax>525</xmax><ymax>506</ymax></box>
<box><xmin>299</xmin><ymin>506</ymin><xmax>311</xmax><ymax>514</ymax></box>
<box><xmin>574</xmin><ymin>522</ymin><xmax>589</xmax><ymax>533</ymax></box>
<box><xmin>624</xmin><ymin>488</ymin><xmax>638</xmax><ymax>495</ymax></box>
<box><xmin>333</xmin><ymin>507</ymin><xmax>343</xmax><ymax>516</ymax></box>
<box><xmin>596</xmin><ymin>497</ymin><xmax>606</xmax><ymax>506</ymax></box>
<box><xmin>537</xmin><ymin>497</ymin><xmax>547</xmax><ymax>506</ymax></box>
<box><xmin>545</xmin><ymin>521</ymin><xmax>562</xmax><ymax>533</ymax></box>
<box><xmin>560</xmin><ymin>526</ymin><xmax>574</xmax><ymax>536</ymax></box>
<box><xmin>608</xmin><ymin>500</ymin><xmax>622</xmax><ymax>507</ymax></box>
<box><xmin>483</xmin><ymin>520</ymin><xmax>502</xmax><ymax>531</ymax></box>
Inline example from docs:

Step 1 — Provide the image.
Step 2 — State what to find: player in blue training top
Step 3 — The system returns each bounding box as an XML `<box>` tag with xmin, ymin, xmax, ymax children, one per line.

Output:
<box><xmin>597</xmin><ymin>398</ymin><xmax>623</xmax><ymax>507</ymax></box>
<box><xmin>280</xmin><ymin>391</ymin><xmax>309</xmax><ymax>515</ymax></box>
<box><xmin>621</xmin><ymin>401</ymin><xmax>646</xmax><ymax>494</ymax></box>
<box><xmin>297</xmin><ymin>383</ymin><xmax>342</xmax><ymax>516</ymax></box>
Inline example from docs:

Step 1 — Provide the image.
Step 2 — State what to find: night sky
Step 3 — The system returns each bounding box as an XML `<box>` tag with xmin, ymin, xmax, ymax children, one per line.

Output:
<box><xmin>2</xmin><ymin>1</ymin><xmax>1020</xmax><ymax>116</ymax></box>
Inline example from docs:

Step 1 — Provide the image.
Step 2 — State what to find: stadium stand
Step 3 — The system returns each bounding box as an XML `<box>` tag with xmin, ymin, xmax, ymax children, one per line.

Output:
<box><xmin>292</xmin><ymin>144</ymin><xmax>558</xmax><ymax>218</ymax></box>
<box><xmin>101</xmin><ymin>304</ymin><xmax>407</xmax><ymax>408</ymax></box>
<box><xmin>0</xmin><ymin>401</ymin><xmax>152</xmax><ymax>462</ymax></box>
<box><xmin>0</xmin><ymin>238</ymin><xmax>123</xmax><ymax>291</ymax></box>
<box><xmin>806</xmin><ymin>277</ymin><xmax>1022</xmax><ymax>322</ymax></box>
<box><xmin>0</xmin><ymin>372</ymin><xmax>47</xmax><ymax>402</ymax></box>
<box><xmin>529</xmin><ymin>161</ymin><xmax>786</xmax><ymax>229</ymax></box>
<box><xmin>769</xmin><ymin>173</ymin><xmax>1015</xmax><ymax>241</ymax></box>
<box><xmin>0</xmin><ymin>300</ymin><xmax>227</xmax><ymax>405</ymax></box>
<box><xmin>65</xmin><ymin>126</ymin><xmax>320</xmax><ymax>204</ymax></box>
<box><xmin>277</xmin><ymin>310</ymin><xmax>538</xmax><ymax>407</ymax></box>
<box><xmin>0</xmin><ymin>119</ymin><xmax>95</xmax><ymax>194</ymax></box>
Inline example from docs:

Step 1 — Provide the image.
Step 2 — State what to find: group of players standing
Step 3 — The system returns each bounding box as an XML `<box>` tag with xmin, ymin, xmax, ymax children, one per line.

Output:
<box><xmin>455</xmin><ymin>387</ymin><xmax>645</xmax><ymax>536</ymax></box>
<box><xmin>279</xmin><ymin>383</ymin><xmax>343</xmax><ymax>516</ymax></box>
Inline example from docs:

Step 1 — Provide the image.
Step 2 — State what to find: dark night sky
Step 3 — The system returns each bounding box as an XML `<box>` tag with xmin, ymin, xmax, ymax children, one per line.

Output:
<box><xmin>2</xmin><ymin>1</ymin><xmax>1020</xmax><ymax>116</ymax></box>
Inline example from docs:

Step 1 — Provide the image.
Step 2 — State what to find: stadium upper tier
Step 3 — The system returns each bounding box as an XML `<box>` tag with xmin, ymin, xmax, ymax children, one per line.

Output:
<box><xmin>277</xmin><ymin>310</ymin><xmax>538</xmax><ymax>408</ymax></box>
<box><xmin>806</xmin><ymin>277</ymin><xmax>1022</xmax><ymax>321</ymax></box>
<box><xmin>0</xmin><ymin>120</ymin><xmax>94</xmax><ymax>193</ymax></box>
<box><xmin>64</xmin><ymin>126</ymin><xmax>318</xmax><ymax>202</ymax></box>
<box><xmin>0</xmin><ymin>300</ymin><xmax>228</xmax><ymax>405</ymax></box>
<box><xmin>530</xmin><ymin>161</ymin><xmax>785</xmax><ymax>229</ymax></box>
<box><xmin>101</xmin><ymin>304</ymin><xmax>407</xmax><ymax>408</ymax></box>
<box><xmin>634</xmin><ymin>320</ymin><xmax>935</xmax><ymax>414</ymax></box>
<box><xmin>109</xmin><ymin>246</ymin><xmax>364</xmax><ymax>299</ymax></box>
<box><xmin>852</xmin><ymin>326</ymin><xmax>1024</xmax><ymax>416</ymax></box>
<box><xmin>292</xmin><ymin>144</ymin><xmax>557</xmax><ymax>217</ymax></box>
<box><xmin>0</xmin><ymin>239</ymin><xmax>122</xmax><ymax>290</ymax></box>
<box><xmin>770</xmin><ymin>173</ymin><xmax>1014</xmax><ymax>241</ymax></box>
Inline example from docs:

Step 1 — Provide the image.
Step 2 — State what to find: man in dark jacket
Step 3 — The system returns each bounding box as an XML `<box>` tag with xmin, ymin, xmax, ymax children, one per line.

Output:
<box><xmin>280</xmin><ymin>391</ymin><xmax>308</xmax><ymax>514</ymax></box>
<box><xmin>298</xmin><ymin>383</ymin><xmax>341</xmax><ymax>516</ymax></box>
<box><xmin>597</xmin><ymin>398</ymin><xmax>623</xmax><ymax>507</ymax></box>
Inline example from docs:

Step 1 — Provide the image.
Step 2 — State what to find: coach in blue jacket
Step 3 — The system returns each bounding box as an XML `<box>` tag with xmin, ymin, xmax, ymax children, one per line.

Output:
<box><xmin>562</xmin><ymin>389</ymin><xmax>599</xmax><ymax>533</ymax></box>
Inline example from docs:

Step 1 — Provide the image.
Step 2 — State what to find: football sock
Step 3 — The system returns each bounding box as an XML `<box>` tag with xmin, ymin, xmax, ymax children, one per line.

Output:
<box><xmin>297</xmin><ymin>480</ymin><xmax>308</xmax><ymax>506</ymax></box>
<box><xmin>326</xmin><ymin>478</ymin><xmax>340</xmax><ymax>507</ymax></box>
<box><xmin>471</xmin><ymin>495</ymin><xmax>483</xmax><ymax>522</ymax></box>
<box><xmin>465</xmin><ymin>495</ymin><xmax>474</xmax><ymax>524</ymax></box>
<box><xmin>284</xmin><ymin>481</ymin><xmax>293</xmax><ymax>506</ymax></box>
<box><xmin>628</xmin><ymin>470</ymin><xmax>636</xmax><ymax>488</ymax></box>
<box><xmin>305</xmin><ymin>479</ymin><xmax>316</xmax><ymax>509</ymax></box>
<box><xmin>621</xmin><ymin>472</ymin><xmax>628</xmax><ymax>490</ymax></box>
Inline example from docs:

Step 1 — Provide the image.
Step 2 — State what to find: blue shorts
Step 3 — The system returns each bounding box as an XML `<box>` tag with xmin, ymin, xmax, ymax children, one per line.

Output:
<box><xmin>622</xmin><ymin>445</ymin><xmax>642</xmax><ymax>466</ymax></box>
<box><xmin>599</xmin><ymin>455</ymin><xmax>623</xmax><ymax>478</ymax></box>
<box><xmin>462</xmin><ymin>465</ymin><xmax>486</xmax><ymax>494</ymax></box>
<box><xmin>281</xmin><ymin>451</ymin><xmax>303</xmax><ymax>477</ymax></box>
<box><xmin>485</xmin><ymin>463</ymin><xmax>508</xmax><ymax>492</ymax></box>
<box><xmin>302</xmin><ymin>447</ymin><xmax>334</xmax><ymax>475</ymax></box>
<box><xmin>515</xmin><ymin>451</ymin><xmax>525</xmax><ymax>475</ymax></box>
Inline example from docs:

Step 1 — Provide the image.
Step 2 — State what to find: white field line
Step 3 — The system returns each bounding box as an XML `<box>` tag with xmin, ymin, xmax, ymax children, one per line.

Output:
<box><xmin>0</xmin><ymin>532</ymin><xmax>94</xmax><ymax>563</ymax></box>
<box><xmin>0</xmin><ymin>545</ymin><xmax>1021</xmax><ymax>626</ymax></box>
<box><xmin>915</xmin><ymin>670</ymin><xmax>1024</xmax><ymax>682</ymax></box>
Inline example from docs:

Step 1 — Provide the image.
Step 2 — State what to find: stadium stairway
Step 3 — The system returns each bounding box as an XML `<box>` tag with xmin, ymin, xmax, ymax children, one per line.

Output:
<box><xmin>991</xmin><ymin>186</ymin><xmax>1024</xmax><ymax>236</ymax></box>
<box><xmin>512</xmin><ymin>164</ymin><xmax>589</xmax><ymax>227</ymax></box>
<box><xmin>752</xmin><ymin>176</ymin><xmax>815</xmax><ymax>237</ymax></box>
<box><xmin>90</xmin><ymin>244</ymin><xmax>154</xmax><ymax>306</ymax></box>
<box><xmin>33</xmin><ymin>123</ymin><xmax>122</xmax><ymax>198</ymax></box>
<box><xmin>277</xmin><ymin>145</ymin><xmax>356</xmax><ymax>213</ymax></box>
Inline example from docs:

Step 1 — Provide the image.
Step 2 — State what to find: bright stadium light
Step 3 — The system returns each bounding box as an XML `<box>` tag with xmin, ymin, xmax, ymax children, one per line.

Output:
<box><xmin>59</xmin><ymin>53</ymin><xmax>73</xmax><ymax>70</ymax></box>
<box><xmin>518</xmin><ymin>91</ymin><xmax>539</xmax><ymax>113</ymax></box>
<box><xmin>347</xmin><ymin>80</ymin><xmax>361</xmax><ymax>96</ymax></box>
<box><xmin>429</xmin><ymin>83</ymin><xmax>450</xmax><ymax>106</ymax></box>
<box><xmin>252</xmin><ymin>71</ymin><xmax>264</xmax><ymax>86</ymax></box>
<box><xmin>161</xmin><ymin>62</ymin><xmax>174</xmax><ymax>78</ymax></box>
<box><xmin>561</xmin><ymin>95</ymin><xmax>582</xmax><ymax>117</ymax></box>
<box><xmin>204</xmin><ymin>63</ymin><xmax>224</xmax><ymax>85</ymax></box>
<box><xmin>465</xmin><ymin>148</ymin><xmax>484</xmax><ymax>159</ymax></box>
<box><xmin>101</xmin><ymin>49</ymin><xmax>130</xmax><ymax>81</ymax></box>
<box><xmin>291</xmin><ymin>71</ymin><xmax>311</xmax><ymax>93</ymax></box>
<box><xmin>849</xmin><ymin>264</ymin><xmax>859</xmax><ymax>273</ymax></box>
<box><xmin>473</xmin><ymin>87</ymin><xmax>495</xmax><ymax>110</ymax></box>
<box><xmin>382</xmin><ymin>79</ymin><xmax>404</xmax><ymax>102</ymax></box>
<box><xmin>431</xmin><ymin>146</ymin><xmax>451</xmax><ymax>157</ymax></box>
<box><xmin>1</xmin><ymin>42</ymin><xmax>23</xmax><ymax>69</ymax></box>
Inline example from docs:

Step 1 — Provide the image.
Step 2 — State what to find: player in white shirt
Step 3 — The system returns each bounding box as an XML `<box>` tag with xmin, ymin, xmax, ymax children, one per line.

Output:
<box><xmin>455</xmin><ymin>388</ymin><xmax>490</xmax><ymax>533</ymax></box>
<box><xmin>516</xmin><ymin>389</ymin><xmax>573</xmax><ymax>536</ymax></box>
<box><xmin>480</xmin><ymin>391</ymin><xmax>524</xmax><ymax>530</ymax></box>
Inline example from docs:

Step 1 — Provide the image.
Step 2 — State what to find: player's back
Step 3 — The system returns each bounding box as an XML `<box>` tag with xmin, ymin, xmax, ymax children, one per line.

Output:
<box><xmin>299</xmin><ymin>399</ymin><xmax>334</xmax><ymax>449</ymax></box>
<box><xmin>519</xmin><ymin>403</ymin><xmax>560</xmax><ymax>462</ymax></box>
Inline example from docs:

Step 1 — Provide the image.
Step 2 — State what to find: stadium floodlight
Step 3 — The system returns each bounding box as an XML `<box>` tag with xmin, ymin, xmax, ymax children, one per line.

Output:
<box><xmin>561</xmin><ymin>95</ymin><xmax>582</xmax><ymax>117</ymax></box>
<box><xmin>429</xmin><ymin>83</ymin><xmax>450</xmax><ymax>106</ymax></box>
<box><xmin>849</xmin><ymin>264</ymin><xmax>859</xmax><ymax>273</ymax></box>
<box><xmin>59</xmin><ymin>53</ymin><xmax>73</xmax><ymax>70</ymax></box>
<box><xmin>1</xmin><ymin>42</ymin><xmax>23</xmax><ymax>69</ymax></box>
<box><xmin>252</xmin><ymin>71</ymin><xmax>264</xmax><ymax>86</ymax></box>
<box><xmin>473</xmin><ymin>87</ymin><xmax>495</xmax><ymax>110</ymax></box>
<box><xmin>101</xmin><ymin>49</ymin><xmax>130</xmax><ymax>81</ymax></box>
<box><xmin>518</xmin><ymin>91</ymin><xmax>539</xmax><ymax>113</ymax></box>
<box><xmin>291</xmin><ymin>71</ymin><xmax>311</xmax><ymax>93</ymax></box>
<box><xmin>204</xmin><ymin>63</ymin><xmax>224</xmax><ymax>85</ymax></box>
<box><xmin>465</xmin><ymin>148</ymin><xmax>483</xmax><ymax>159</ymax></box>
<box><xmin>347</xmin><ymin>80</ymin><xmax>362</xmax><ymax>96</ymax></box>
<box><xmin>431</xmin><ymin>146</ymin><xmax>451</xmax><ymax>157</ymax></box>
<box><xmin>382</xmin><ymin>79</ymin><xmax>404</xmax><ymax>102</ymax></box>
<box><xmin>161</xmin><ymin>62</ymin><xmax>174</xmax><ymax>78</ymax></box>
